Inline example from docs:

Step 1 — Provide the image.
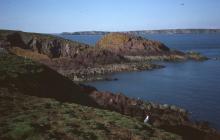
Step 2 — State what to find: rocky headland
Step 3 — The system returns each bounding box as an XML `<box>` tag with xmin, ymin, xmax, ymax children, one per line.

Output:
<box><xmin>96</xmin><ymin>32</ymin><xmax>208</xmax><ymax>61</ymax></box>
<box><xmin>0</xmin><ymin>30</ymin><xmax>207</xmax><ymax>82</ymax></box>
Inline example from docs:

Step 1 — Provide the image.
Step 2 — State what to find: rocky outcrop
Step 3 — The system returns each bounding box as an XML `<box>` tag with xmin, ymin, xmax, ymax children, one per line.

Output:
<box><xmin>64</xmin><ymin>62</ymin><xmax>163</xmax><ymax>82</ymax></box>
<box><xmin>88</xmin><ymin>90</ymin><xmax>189</xmax><ymax>125</ymax></box>
<box><xmin>4</xmin><ymin>31</ymin><xmax>90</xmax><ymax>58</ymax></box>
<box><xmin>96</xmin><ymin>32</ymin><xmax>170</xmax><ymax>56</ymax></box>
<box><xmin>0</xmin><ymin>30</ymin><xmax>208</xmax><ymax>82</ymax></box>
<box><xmin>0</xmin><ymin>30</ymin><xmax>127</xmax><ymax>67</ymax></box>
<box><xmin>96</xmin><ymin>32</ymin><xmax>208</xmax><ymax>62</ymax></box>
<box><xmin>0</xmin><ymin>30</ymin><xmax>166</xmax><ymax>82</ymax></box>
<box><xmin>81</xmin><ymin>85</ymin><xmax>220</xmax><ymax>140</ymax></box>
<box><xmin>186</xmin><ymin>51</ymin><xmax>209</xmax><ymax>61</ymax></box>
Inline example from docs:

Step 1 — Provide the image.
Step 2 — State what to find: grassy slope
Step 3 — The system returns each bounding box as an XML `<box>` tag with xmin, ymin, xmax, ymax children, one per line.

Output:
<box><xmin>0</xmin><ymin>88</ymin><xmax>181</xmax><ymax>140</ymax></box>
<box><xmin>0</xmin><ymin>54</ymin><xmax>182</xmax><ymax>140</ymax></box>
<box><xmin>0</xmin><ymin>54</ymin><xmax>98</xmax><ymax>106</ymax></box>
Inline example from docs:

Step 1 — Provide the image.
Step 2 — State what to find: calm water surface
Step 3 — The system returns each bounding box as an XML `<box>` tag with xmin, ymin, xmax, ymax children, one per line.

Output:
<box><xmin>59</xmin><ymin>34</ymin><xmax>103</xmax><ymax>46</ymax></box>
<box><xmin>61</xmin><ymin>34</ymin><xmax>220</xmax><ymax>129</ymax></box>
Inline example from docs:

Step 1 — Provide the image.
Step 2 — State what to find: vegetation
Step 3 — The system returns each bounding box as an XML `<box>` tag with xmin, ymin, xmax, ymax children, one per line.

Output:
<box><xmin>0</xmin><ymin>54</ymin><xmax>182</xmax><ymax>140</ymax></box>
<box><xmin>0</xmin><ymin>54</ymin><xmax>44</xmax><ymax>80</ymax></box>
<box><xmin>0</xmin><ymin>88</ymin><xmax>182</xmax><ymax>140</ymax></box>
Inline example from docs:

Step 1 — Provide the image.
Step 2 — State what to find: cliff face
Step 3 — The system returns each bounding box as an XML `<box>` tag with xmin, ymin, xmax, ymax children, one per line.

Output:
<box><xmin>0</xmin><ymin>30</ymin><xmax>207</xmax><ymax>82</ymax></box>
<box><xmin>96</xmin><ymin>33</ymin><xmax>170</xmax><ymax>56</ymax></box>
<box><xmin>0</xmin><ymin>30</ymin><xmax>128</xmax><ymax>73</ymax></box>
<box><xmin>2</xmin><ymin>30</ymin><xmax>204</xmax><ymax>64</ymax></box>
<box><xmin>4</xmin><ymin>31</ymin><xmax>90</xmax><ymax>58</ymax></box>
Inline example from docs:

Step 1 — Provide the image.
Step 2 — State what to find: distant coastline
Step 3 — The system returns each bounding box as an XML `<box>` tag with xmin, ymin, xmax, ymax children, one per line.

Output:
<box><xmin>62</xmin><ymin>29</ymin><xmax>220</xmax><ymax>35</ymax></box>
<box><xmin>62</xmin><ymin>31</ymin><xmax>110</xmax><ymax>35</ymax></box>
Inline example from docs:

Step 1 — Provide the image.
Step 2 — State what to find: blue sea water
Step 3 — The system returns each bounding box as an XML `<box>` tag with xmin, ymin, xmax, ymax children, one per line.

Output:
<box><xmin>59</xmin><ymin>34</ymin><xmax>102</xmax><ymax>46</ymax></box>
<box><xmin>60</xmin><ymin>33</ymin><xmax>220</xmax><ymax>129</ymax></box>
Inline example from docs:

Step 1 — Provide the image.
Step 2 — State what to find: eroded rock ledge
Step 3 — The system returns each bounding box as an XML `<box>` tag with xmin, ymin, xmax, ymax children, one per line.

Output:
<box><xmin>60</xmin><ymin>62</ymin><xmax>163</xmax><ymax>82</ymax></box>
<box><xmin>0</xmin><ymin>30</ymin><xmax>208</xmax><ymax>82</ymax></box>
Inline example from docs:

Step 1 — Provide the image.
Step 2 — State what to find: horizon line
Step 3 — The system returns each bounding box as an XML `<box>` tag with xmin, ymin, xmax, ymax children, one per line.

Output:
<box><xmin>1</xmin><ymin>28</ymin><xmax>220</xmax><ymax>34</ymax></box>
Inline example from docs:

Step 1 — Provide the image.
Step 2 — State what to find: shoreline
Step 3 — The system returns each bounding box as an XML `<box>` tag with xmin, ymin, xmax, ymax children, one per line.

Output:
<box><xmin>59</xmin><ymin>52</ymin><xmax>208</xmax><ymax>82</ymax></box>
<box><xmin>1</xmin><ymin>51</ymin><xmax>220</xmax><ymax>139</ymax></box>
<box><xmin>60</xmin><ymin>62</ymin><xmax>164</xmax><ymax>82</ymax></box>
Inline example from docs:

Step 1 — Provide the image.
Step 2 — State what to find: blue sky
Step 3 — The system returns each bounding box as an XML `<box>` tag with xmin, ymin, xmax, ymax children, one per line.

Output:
<box><xmin>0</xmin><ymin>0</ymin><xmax>220</xmax><ymax>33</ymax></box>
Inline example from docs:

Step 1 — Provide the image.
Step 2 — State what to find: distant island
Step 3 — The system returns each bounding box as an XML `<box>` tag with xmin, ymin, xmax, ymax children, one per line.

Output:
<box><xmin>62</xmin><ymin>31</ymin><xmax>110</xmax><ymax>35</ymax></box>
<box><xmin>62</xmin><ymin>29</ymin><xmax>220</xmax><ymax>35</ymax></box>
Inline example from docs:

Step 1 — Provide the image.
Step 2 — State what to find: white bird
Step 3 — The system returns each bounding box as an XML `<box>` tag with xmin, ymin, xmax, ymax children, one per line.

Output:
<box><xmin>144</xmin><ymin>115</ymin><xmax>149</xmax><ymax>123</ymax></box>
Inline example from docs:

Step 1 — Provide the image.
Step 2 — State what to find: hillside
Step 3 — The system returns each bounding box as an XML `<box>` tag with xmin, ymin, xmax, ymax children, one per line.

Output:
<box><xmin>0</xmin><ymin>53</ymin><xmax>184</xmax><ymax>140</ymax></box>
<box><xmin>0</xmin><ymin>54</ymin><xmax>98</xmax><ymax>106</ymax></box>
<box><xmin>0</xmin><ymin>54</ymin><xmax>184</xmax><ymax>140</ymax></box>
<box><xmin>0</xmin><ymin>51</ymin><xmax>220</xmax><ymax>140</ymax></box>
<box><xmin>0</xmin><ymin>88</ymin><xmax>183</xmax><ymax>140</ymax></box>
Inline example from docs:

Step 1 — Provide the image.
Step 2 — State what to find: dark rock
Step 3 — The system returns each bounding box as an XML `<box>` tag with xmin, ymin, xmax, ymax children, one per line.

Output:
<box><xmin>96</xmin><ymin>32</ymin><xmax>170</xmax><ymax>56</ymax></box>
<box><xmin>0</xmin><ymin>30</ymin><xmax>207</xmax><ymax>83</ymax></box>
<box><xmin>104</xmin><ymin>77</ymin><xmax>118</xmax><ymax>81</ymax></box>
<box><xmin>6</xmin><ymin>32</ymin><xmax>30</xmax><ymax>49</ymax></box>
<box><xmin>0</xmin><ymin>47</ymin><xmax>8</xmax><ymax>56</ymax></box>
<box><xmin>186</xmin><ymin>51</ymin><xmax>209</xmax><ymax>61</ymax></box>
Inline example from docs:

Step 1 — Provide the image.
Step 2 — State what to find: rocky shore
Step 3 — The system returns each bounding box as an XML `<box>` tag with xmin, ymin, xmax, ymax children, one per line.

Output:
<box><xmin>85</xmin><ymin>87</ymin><xmax>220</xmax><ymax>140</ymax></box>
<box><xmin>124</xmin><ymin>53</ymin><xmax>208</xmax><ymax>62</ymax></box>
<box><xmin>60</xmin><ymin>62</ymin><xmax>163</xmax><ymax>82</ymax></box>
<box><xmin>1</xmin><ymin>54</ymin><xmax>219</xmax><ymax>140</ymax></box>
<box><xmin>0</xmin><ymin>30</ymin><xmax>208</xmax><ymax>82</ymax></box>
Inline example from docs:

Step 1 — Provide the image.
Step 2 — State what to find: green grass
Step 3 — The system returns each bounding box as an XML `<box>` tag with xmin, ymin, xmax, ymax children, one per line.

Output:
<box><xmin>0</xmin><ymin>55</ymin><xmax>44</xmax><ymax>79</ymax></box>
<box><xmin>0</xmin><ymin>54</ymin><xmax>182</xmax><ymax>140</ymax></box>
<box><xmin>0</xmin><ymin>89</ymin><xmax>182</xmax><ymax>140</ymax></box>
<box><xmin>5</xmin><ymin>122</ymin><xmax>35</xmax><ymax>140</ymax></box>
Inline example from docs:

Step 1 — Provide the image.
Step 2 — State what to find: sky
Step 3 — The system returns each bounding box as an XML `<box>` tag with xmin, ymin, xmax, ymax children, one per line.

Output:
<box><xmin>0</xmin><ymin>0</ymin><xmax>220</xmax><ymax>33</ymax></box>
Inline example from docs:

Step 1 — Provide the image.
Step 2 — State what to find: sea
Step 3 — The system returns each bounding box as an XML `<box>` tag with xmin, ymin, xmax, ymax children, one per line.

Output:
<box><xmin>59</xmin><ymin>33</ymin><xmax>220</xmax><ymax>129</ymax></box>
